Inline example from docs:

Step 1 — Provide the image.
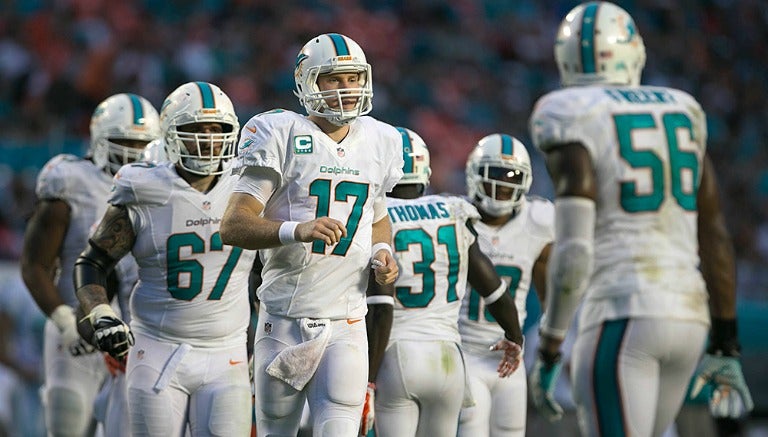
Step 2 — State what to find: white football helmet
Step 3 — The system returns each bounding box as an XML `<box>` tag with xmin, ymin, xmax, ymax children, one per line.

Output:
<box><xmin>294</xmin><ymin>33</ymin><xmax>373</xmax><ymax>126</ymax></box>
<box><xmin>161</xmin><ymin>81</ymin><xmax>240</xmax><ymax>176</ymax></box>
<box><xmin>141</xmin><ymin>138</ymin><xmax>169</xmax><ymax>164</ymax></box>
<box><xmin>89</xmin><ymin>93</ymin><xmax>160</xmax><ymax>175</ymax></box>
<box><xmin>466</xmin><ymin>134</ymin><xmax>532</xmax><ymax>217</ymax></box>
<box><xmin>395</xmin><ymin>127</ymin><xmax>431</xmax><ymax>191</ymax></box>
<box><xmin>555</xmin><ymin>1</ymin><xmax>646</xmax><ymax>87</ymax></box>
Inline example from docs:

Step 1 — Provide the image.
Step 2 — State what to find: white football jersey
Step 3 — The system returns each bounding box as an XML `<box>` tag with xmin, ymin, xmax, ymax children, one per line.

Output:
<box><xmin>458</xmin><ymin>197</ymin><xmax>554</xmax><ymax>353</ymax></box>
<box><xmin>530</xmin><ymin>85</ymin><xmax>710</xmax><ymax>331</ymax></box>
<box><xmin>234</xmin><ymin>110</ymin><xmax>404</xmax><ymax>320</ymax></box>
<box><xmin>110</xmin><ymin>161</ymin><xmax>257</xmax><ymax>347</ymax></box>
<box><xmin>387</xmin><ymin>194</ymin><xmax>480</xmax><ymax>343</ymax></box>
<box><xmin>35</xmin><ymin>154</ymin><xmax>138</xmax><ymax>307</ymax></box>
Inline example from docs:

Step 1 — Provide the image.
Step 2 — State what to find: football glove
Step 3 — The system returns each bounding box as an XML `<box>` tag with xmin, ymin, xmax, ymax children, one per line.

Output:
<box><xmin>87</xmin><ymin>304</ymin><xmax>134</xmax><ymax>360</ymax></box>
<box><xmin>689</xmin><ymin>354</ymin><xmax>753</xmax><ymax>418</ymax></box>
<box><xmin>50</xmin><ymin>305</ymin><xmax>96</xmax><ymax>356</ymax></box>
<box><xmin>359</xmin><ymin>382</ymin><xmax>375</xmax><ymax>436</ymax></box>
<box><xmin>530</xmin><ymin>349</ymin><xmax>564</xmax><ymax>422</ymax></box>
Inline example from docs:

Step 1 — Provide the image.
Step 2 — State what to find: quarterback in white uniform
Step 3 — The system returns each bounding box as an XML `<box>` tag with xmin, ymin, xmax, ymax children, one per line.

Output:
<box><xmin>372</xmin><ymin>128</ymin><xmax>525</xmax><ymax>437</ymax></box>
<box><xmin>220</xmin><ymin>33</ymin><xmax>403</xmax><ymax>436</ymax></box>
<box><xmin>457</xmin><ymin>134</ymin><xmax>554</xmax><ymax>437</ymax></box>
<box><xmin>74</xmin><ymin>81</ymin><xmax>257</xmax><ymax>436</ymax></box>
<box><xmin>21</xmin><ymin>93</ymin><xmax>159</xmax><ymax>437</ymax></box>
<box><xmin>528</xmin><ymin>2</ymin><xmax>753</xmax><ymax>436</ymax></box>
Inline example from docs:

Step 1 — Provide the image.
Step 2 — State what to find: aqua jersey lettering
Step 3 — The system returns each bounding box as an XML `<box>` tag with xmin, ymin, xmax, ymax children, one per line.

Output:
<box><xmin>604</xmin><ymin>88</ymin><xmax>677</xmax><ymax>104</ymax></box>
<box><xmin>319</xmin><ymin>165</ymin><xmax>360</xmax><ymax>176</ymax></box>
<box><xmin>388</xmin><ymin>201</ymin><xmax>450</xmax><ymax>224</ymax></box>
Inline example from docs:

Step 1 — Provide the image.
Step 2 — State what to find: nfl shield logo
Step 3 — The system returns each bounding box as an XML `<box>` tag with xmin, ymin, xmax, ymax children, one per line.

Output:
<box><xmin>265</xmin><ymin>322</ymin><xmax>273</xmax><ymax>335</ymax></box>
<box><xmin>202</xmin><ymin>201</ymin><xmax>211</xmax><ymax>210</ymax></box>
<box><xmin>337</xmin><ymin>147</ymin><xmax>345</xmax><ymax>157</ymax></box>
<box><xmin>137</xmin><ymin>350</ymin><xmax>145</xmax><ymax>360</ymax></box>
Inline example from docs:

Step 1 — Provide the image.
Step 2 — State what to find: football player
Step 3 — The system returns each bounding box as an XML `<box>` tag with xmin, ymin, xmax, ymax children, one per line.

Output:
<box><xmin>457</xmin><ymin>134</ymin><xmax>554</xmax><ymax>437</ymax></box>
<box><xmin>528</xmin><ymin>2</ymin><xmax>753</xmax><ymax>436</ymax></box>
<box><xmin>21</xmin><ymin>93</ymin><xmax>159</xmax><ymax>436</ymax></box>
<box><xmin>371</xmin><ymin>128</ymin><xmax>525</xmax><ymax>437</ymax></box>
<box><xmin>74</xmin><ymin>81</ymin><xmax>258</xmax><ymax>435</ymax></box>
<box><xmin>219</xmin><ymin>33</ymin><xmax>404</xmax><ymax>436</ymax></box>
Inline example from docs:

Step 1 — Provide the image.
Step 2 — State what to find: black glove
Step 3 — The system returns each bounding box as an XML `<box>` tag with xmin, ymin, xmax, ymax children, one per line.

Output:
<box><xmin>87</xmin><ymin>304</ymin><xmax>134</xmax><ymax>360</ymax></box>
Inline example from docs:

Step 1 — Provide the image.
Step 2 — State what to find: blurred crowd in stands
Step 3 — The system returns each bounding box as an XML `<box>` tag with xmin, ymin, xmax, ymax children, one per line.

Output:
<box><xmin>0</xmin><ymin>0</ymin><xmax>766</xmax><ymax>287</ymax></box>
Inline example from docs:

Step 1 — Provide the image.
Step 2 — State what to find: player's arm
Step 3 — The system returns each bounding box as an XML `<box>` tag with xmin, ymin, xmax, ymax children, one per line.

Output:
<box><xmin>467</xmin><ymin>240</ymin><xmax>523</xmax><ymax>345</ymax></box>
<box><xmin>466</xmin><ymin>236</ymin><xmax>523</xmax><ymax>377</ymax></box>
<box><xmin>361</xmin><ymin>269</ymin><xmax>395</xmax><ymax>435</ymax></box>
<box><xmin>19</xmin><ymin>198</ymin><xmax>97</xmax><ymax>355</ymax></box>
<box><xmin>247</xmin><ymin>256</ymin><xmax>263</xmax><ymax>362</ymax></box>
<box><xmin>220</xmin><ymin>167</ymin><xmax>347</xmax><ymax>250</ymax></box>
<box><xmin>697</xmin><ymin>154</ymin><xmax>736</xmax><ymax>327</ymax></box>
<box><xmin>532</xmin><ymin>243</ymin><xmax>552</xmax><ymax>306</ymax></box>
<box><xmin>20</xmin><ymin>199</ymin><xmax>70</xmax><ymax>317</ymax></box>
<box><xmin>74</xmin><ymin>204</ymin><xmax>136</xmax><ymax>360</ymax></box>
<box><xmin>689</xmin><ymin>153</ymin><xmax>753</xmax><ymax>417</ymax></box>
<box><xmin>530</xmin><ymin>142</ymin><xmax>596</xmax><ymax>421</ymax></box>
<box><xmin>370</xmin><ymin>199</ymin><xmax>398</xmax><ymax>285</ymax></box>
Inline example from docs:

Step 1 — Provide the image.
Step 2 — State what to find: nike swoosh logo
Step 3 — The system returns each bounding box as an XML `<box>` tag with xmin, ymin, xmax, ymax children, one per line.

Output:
<box><xmin>245</xmin><ymin>126</ymin><xmax>257</xmax><ymax>133</ymax></box>
<box><xmin>229</xmin><ymin>359</ymin><xmax>244</xmax><ymax>365</ymax></box>
<box><xmin>347</xmin><ymin>318</ymin><xmax>363</xmax><ymax>325</ymax></box>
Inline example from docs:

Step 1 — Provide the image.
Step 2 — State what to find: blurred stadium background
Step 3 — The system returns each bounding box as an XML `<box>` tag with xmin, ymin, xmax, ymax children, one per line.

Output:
<box><xmin>0</xmin><ymin>1</ymin><xmax>766</xmax><ymax>435</ymax></box>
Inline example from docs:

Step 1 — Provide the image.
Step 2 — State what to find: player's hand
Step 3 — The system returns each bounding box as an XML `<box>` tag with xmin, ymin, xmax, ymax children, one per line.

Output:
<box><xmin>87</xmin><ymin>304</ymin><xmax>134</xmax><ymax>360</ymax></box>
<box><xmin>359</xmin><ymin>382</ymin><xmax>375</xmax><ymax>436</ymax></box>
<box><xmin>296</xmin><ymin>217</ymin><xmax>347</xmax><ymax>246</ymax></box>
<box><xmin>530</xmin><ymin>349</ymin><xmax>564</xmax><ymax>422</ymax></box>
<box><xmin>490</xmin><ymin>338</ymin><xmax>522</xmax><ymax>377</ymax></box>
<box><xmin>689</xmin><ymin>354</ymin><xmax>753</xmax><ymax>418</ymax></box>
<box><xmin>50</xmin><ymin>305</ymin><xmax>95</xmax><ymax>356</ymax></box>
<box><xmin>69</xmin><ymin>337</ymin><xmax>97</xmax><ymax>356</ymax></box>
<box><xmin>371</xmin><ymin>249</ymin><xmax>398</xmax><ymax>285</ymax></box>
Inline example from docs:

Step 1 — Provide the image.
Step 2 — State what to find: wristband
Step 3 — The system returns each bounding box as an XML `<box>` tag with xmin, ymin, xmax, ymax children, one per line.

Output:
<box><xmin>483</xmin><ymin>280</ymin><xmax>508</xmax><ymax>305</ymax></box>
<box><xmin>371</xmin><ymin>242</ymin><xmax>393</xmax><ymax>258</ymax></box>
<box><xmin>708</xmin><ymin>317</ymin><xmax>740</xmax><ymax>357</ymax></box>
<box><xmin>366</xmin><ymin>295</ymin><xmax>395</xmax><ymax>306</ymax></box>
<box><xmin>278</xmin><ymin>221</ymin><xmax>299</xmax><ymax>245</ymax></box>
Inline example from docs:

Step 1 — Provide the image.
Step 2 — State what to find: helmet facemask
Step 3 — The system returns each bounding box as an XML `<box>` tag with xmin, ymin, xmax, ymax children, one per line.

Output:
<box><xmin>471</xmin><ymin>163</ymin><xmax>531</xmax><ymax>217</ymax></box>
<box><xmin>98</xmin><ymin>139</ymin><xmax>153</xmax><ymax>175</ymax></box>
<box><xmin>166</xmin><ymin>124</ymin><xmax>237</xmax><ymax>176</ymax></box>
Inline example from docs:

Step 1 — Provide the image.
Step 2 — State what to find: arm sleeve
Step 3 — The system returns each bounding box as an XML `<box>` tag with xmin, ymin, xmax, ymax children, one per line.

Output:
<box><xmin>233</xmin><ymin>166</ymin><xmax>280</xmax><ymax>206</ymax></box>
<box><xmin>540</xmin><ymin>197</ymin><xmax>596</xmax><ymax>339</ymax></box>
